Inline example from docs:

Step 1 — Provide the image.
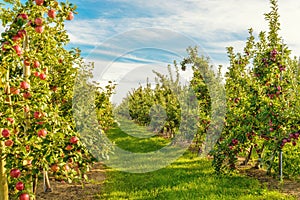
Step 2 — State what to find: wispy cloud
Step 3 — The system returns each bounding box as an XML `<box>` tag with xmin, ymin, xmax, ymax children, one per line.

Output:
<box><xmin>67</xmin><ymin>0</ymin><xmax>300</xmax><ymax>69</ymax></box>
<box><xmin>1</xmin><ymin>0</ymin><xmax>299</xmax><ymax>87</ymax></box>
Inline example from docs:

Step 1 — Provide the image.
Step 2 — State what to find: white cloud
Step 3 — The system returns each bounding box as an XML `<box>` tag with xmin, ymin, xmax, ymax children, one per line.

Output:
<box><xmin>66</xmin><ymin>0</ymin><xmax>300</xmax><ymax>66</ymax></box>
<box><xmin>2</xmin><ymin>0</ymin><xmax>298</xmax><ymax>87</ymax></box>
<box><xmin>89</xmin><ymin>58</ymin><xmax>194</xmax><ymax>104</ymax></box>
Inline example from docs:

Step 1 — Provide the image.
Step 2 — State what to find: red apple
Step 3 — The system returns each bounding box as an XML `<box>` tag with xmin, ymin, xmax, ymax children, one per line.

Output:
<box><xmin>35</xmin><ymin>26</ymin><xmax>44</xmax><ymax>33</ymax></box>
<box><xmin>282</xmin><ymin>138</ymin><xmax>287</xmax><ymax>144</ymax></box>
<box><xmin>20</xmin><ymin>81</ymin><xmax>30</xmax><ymax>90</ymax></box>
<box><xmin>2</xmin><ymin>129</ymin><xmax>10</xmax><ymax>138</ymax></box>
<box><xmin>66</xmin><ymin>12</ymin><xmax>74</xmax><ymax>20</ymax></box>
<box><xmin>34</xmin><ymin>111</ymin><xmax>41</xmax><ymax>119</ymax></box>
<box><xmin>269</xmin><ymin>127</ymin><xmax>274</xmax><ymax>132</ymax></box>
<box><xmin>39</xmin><ymin>73</ymin><xmax>46</xmax><ymax>80</ymax></box>
<box><xmin>18</xmin><ymin>13</ymin><xmax>28</xmax><ymax>20</ymax></box>
<box><xmin>38</xmin><ymin>129</ymin><xmax>47</xmax><ymax>137</ymax></box>
<box><xmin>23</xmin><ymin>92</ymin><xmax>31</xmax><ymax>99</ymax></box>
<box><xmin>11</xmin><ymin>87</ymin><xmax>20</xmax><ymax>95</ymax></box>
<box><xmin>48</xmin><ymin>9</ymin><xmax>56</xmax><ymax>18</ymax></box>
<box><xmin>33</xmin><ymin>71</ymin><xmax>40</xmax><ymax>77</ymax></box>
<box><xmin>70</xmin><ymin>136</ymin><xmax>79</xmax><ymax>144</ymax></box>
<box><xmin>35</xmin><ymin>0</ymin><xmax>44</xmax><ymax>5</ymax></box>
<box><xmin>293</xmin><ymin>141</ymin><xmax>297</xmax><ymax>146</ymax></box>
<box><xmin>33</xmin><ymin>60</ymin><xmax>40</xmax><ymax>68</ymax></box>
<box><xmin>12</xmin><ymin>35</ymin><xmax>21</xmax><ymax>42</ymax></box>
<box><xmin>13</xmin><ymin>45</ymin><xmax>23</xmax><ymax>56</ymax></box>
<box><xmin>5</xmin><ymin>139</ymin><xmax>14</xmax><ymax>147</ymax></box>
<box><xmin>24</xmin><ymin>59</ymin><xmax>30</xmax><ymax>66</ymax></box>
<box><xmin>17</xmin><ymin>30</ymin><xmax>26</xmax><ymax>38</ymax></box>
<box><xmin>10</xmin><ymin>169</ymin><xmax>21</xmax><ymax>178</ymax></box>
<box><xmin>6</xmin><ymin>118</ymin><xmax>14</xmax><ymax>124</ymax></box>
<box><xmin>16</xmin><ymin>182</ymin><xmax>24</xmax><ymax>191</ymax></box>
<box><xmin>19</xmin><ymin>193</ymin><xmax>30</xmax><ymax>200</ymax></box>
<box><xmin>35</xmin><ymin>18</ymin><xmax>43</xmax><ymax>26</ymax></box>
<box><xmin>65</xmin><ymin>145</ymin><xmax>73</xmax><ymax>151</ymax></box>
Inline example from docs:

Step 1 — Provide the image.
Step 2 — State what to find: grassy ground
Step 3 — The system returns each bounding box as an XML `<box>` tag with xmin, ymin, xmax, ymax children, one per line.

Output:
<box><xmin>97</xmin><ymin>120</ymin><xmax>295</xmax><ymax>200</ymax></box>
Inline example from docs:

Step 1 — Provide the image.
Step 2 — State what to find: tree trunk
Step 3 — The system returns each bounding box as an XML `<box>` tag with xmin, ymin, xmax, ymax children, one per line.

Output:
<box><xmin>241</xmin><ymin>145</ymin><xmax>253</xmax><ymax>165</ymax></box>
<box><xmin>0</xmin><ymin>143</ymin><xmax>9</xmax><ymax>200</ymax></box>
<box><xmin>32</xmin><ymin>173</ymin><xmax>38</xmax><ymax>195</ymax></box>
<box><xmin>266</xmin><ymin>148</ymin><xmax>277</xmax><ymax>176</ymax></box>
<box><xmin>255</xmin><ymin>143</ymin><xmax>265</xmax><ymax>169</ymax></box>
<box><xmin>43</xmin><ymin>170</ymin><xmax>52</xmax><ymax>192</ymax></box>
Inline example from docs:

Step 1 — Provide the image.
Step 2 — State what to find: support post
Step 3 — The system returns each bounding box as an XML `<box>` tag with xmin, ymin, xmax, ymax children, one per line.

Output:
<box><xmin>279</xmin><ymin>150</ymin><xmax>283</xmax><ymax>181</ymax></box>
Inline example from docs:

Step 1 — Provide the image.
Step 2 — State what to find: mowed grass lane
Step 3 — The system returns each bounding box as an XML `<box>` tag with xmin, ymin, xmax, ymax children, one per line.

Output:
<box><xmin>97</xmin><ymin>120</ymin><xmax>295</xmax><ymax>200</ymax></box>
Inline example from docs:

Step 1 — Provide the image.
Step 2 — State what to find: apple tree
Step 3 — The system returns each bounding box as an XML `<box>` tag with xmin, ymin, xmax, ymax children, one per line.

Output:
<box><xmin>212</xmin><ymin>0</ymin><xmax>300</xmax><ymax>176</ymax></box>
<box><xmin>180</xmin><ymin>46</ymin><xmax>225</xmax><ymax>156</ymax></box>
<box><xmin>0</xmin><ymin>0</ymin><xmax>102</xmax><ymax>199</ymax></box>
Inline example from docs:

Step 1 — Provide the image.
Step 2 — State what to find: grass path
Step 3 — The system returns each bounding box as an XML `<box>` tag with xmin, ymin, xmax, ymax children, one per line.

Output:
<box><xmin>98</xmin><ymin>121</ymin><xmax>295</xmax><ymax>200</ymax></box>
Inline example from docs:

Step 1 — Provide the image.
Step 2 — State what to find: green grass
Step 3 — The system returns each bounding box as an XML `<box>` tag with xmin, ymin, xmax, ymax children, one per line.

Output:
<box><xmin>106</xmin><ymin>119</ymin><xmax>171</xmax><ymax>153</ymax></box>
<box><xmin>97</xmin><ymin>121</ymin><xmax>295</xmax><ymax>200</ymax></box>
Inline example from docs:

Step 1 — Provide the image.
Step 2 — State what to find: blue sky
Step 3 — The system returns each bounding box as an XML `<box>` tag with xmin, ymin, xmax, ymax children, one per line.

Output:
<box><xmin>66</xmin><ymin>0</ymin><xmax>300</xmax><ymax>103</ymax></box>
<box><xmin>1</xmin><ymin>0</ymin><xmax>300</xmax><ymax>102</ymax></box>
<box><xmin>67</xmin><ymin>0</ymin><xmax>300</xmax><ymax>61</ymax></box>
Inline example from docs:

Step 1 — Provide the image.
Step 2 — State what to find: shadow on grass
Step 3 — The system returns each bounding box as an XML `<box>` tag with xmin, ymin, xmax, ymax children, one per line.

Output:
<box><xmin>100</xmin><ymin>154</ymin><xmax>293</xmax><ymax>199</ymax></box>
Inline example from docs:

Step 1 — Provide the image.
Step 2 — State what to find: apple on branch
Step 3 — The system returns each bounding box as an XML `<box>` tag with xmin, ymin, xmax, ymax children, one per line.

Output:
<box><xmin>66</xmin><ymin>12</ymin><xmax>74</xmax><ymax>20</ymax></box>
<box><xmin>10</xmin><ymin>168</ymin><xmax>21</xmax><ymax>178</ymax></box>
<box><xmin>38</xmin><ymin>129</ymin><xmax>47</xmax><ymax>137</ymax></box>
<box><xmin>35</xmin><ymin>26</ymin><xmax>44</xmax><ymax>33</ymax></box>
<box><xmin>5</xmin><ymin>139</ymin><xmax>14</xmax><ymax>147</ymax></box>
<box><xmin>34</xmin><ymin>18</ymin><xmax>43</xmax><ymax>26</ymax></box>
<box><xmin>16</xmin><ymin>182</ymin><xmax>24</xmax><ymax>191</ymax></box>
<box><xmin>2</xmin><ymin>129</ymin><xmax>10</xmax><ymax>138</ymax></box>
<box><xmin>19</xmin><ymin>193</ymin><xmax>30</xmax><ymax>200</ymax></box>
<box><xmin>48</xmin><ymin>9</ymin><xmax>56</xmax><ymax>19</ymax></box>
<box><xmin>70</xmin><ymin>136</ymin><xmax>79</xmax><ymax>144</ymax></box>
<box><xmin>13</xmin><ymin>45</ymin><xmax>23</xmax><ymax>56</ymax></box>
<box><xmin>20</xmin><ymin>81</ymin><xmax>30</xmax><ymax>90</ymax></box>
<box><xmin>35</xmin><ymin>0</ymin><xmax>44</xmax><ymax>6</ymax></box>
<box><xmin>33</xmin><ymin>60</ymin><xmax>40</xmax><ymax>68</ymax></box>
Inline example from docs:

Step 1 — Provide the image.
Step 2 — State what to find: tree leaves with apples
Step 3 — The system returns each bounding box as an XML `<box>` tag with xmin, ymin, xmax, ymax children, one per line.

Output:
<box><xmin>0</xmin><ymin>0</ymin><xmax>102</xmax><ymax>199</ymax></box>
<box><xmin>211</xmin><ymin>0</ymin><xmax>300</xmax><ymax>176</ymax></box>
